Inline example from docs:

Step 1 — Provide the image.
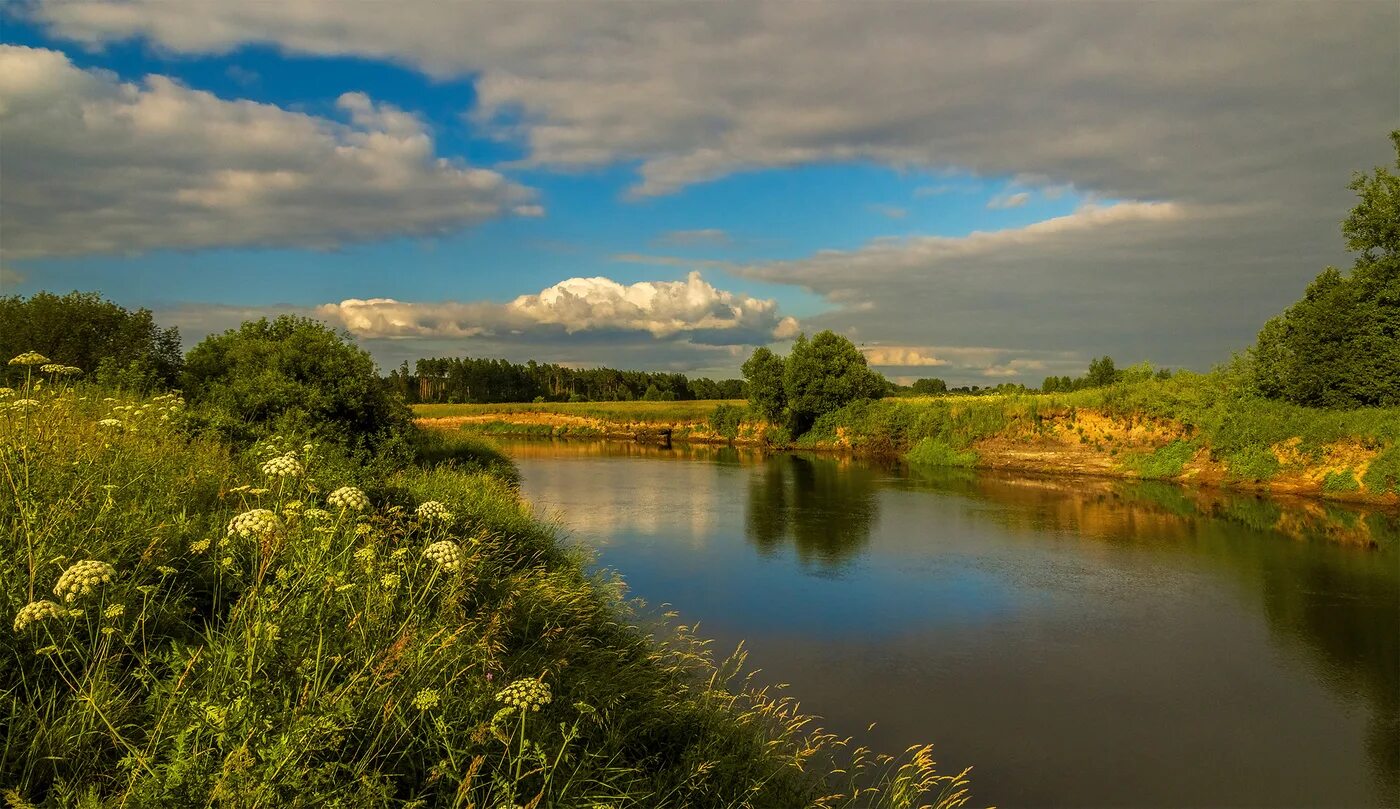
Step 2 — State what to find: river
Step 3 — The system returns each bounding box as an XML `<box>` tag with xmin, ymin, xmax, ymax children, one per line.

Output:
<box><xmin>495</xmin><ymin>438</ymin><xmax>1399</xmax><ymax>808</ymax></box>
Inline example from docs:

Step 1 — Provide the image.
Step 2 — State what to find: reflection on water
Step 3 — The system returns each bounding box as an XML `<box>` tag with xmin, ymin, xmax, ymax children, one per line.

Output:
<box><xmin>499</xmin><ymin>438</ymin><xmax>1400</xmax><ymax>808</ymax></box>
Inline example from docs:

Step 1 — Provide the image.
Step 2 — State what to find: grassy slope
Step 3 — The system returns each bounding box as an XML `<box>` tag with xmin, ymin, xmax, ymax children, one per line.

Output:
<box><xmin>1</xmin><ymin>384</ymin><xmax>968</xmax><ymax>808</ymax></box>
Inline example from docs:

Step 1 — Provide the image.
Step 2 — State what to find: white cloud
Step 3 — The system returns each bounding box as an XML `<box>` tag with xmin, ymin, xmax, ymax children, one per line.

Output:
<box><xmin>0</xmin><ymin>45</ymin><xmax>536</xmax><ymax>257</ymax></box>
<box><xmin>987</xmin><ymin>192</ymin><xmax>1030</xmax><ymax>210</ymax></box>
<box><xmin>314</xmin><ymin>271</ymin><xmax>797</xmax><ymax>345</ymax></box>
<box><xmin>868</xmin><ymin>204</ymin><xmax>908</xmax><ymax>219</ymax></box>
<box><xmin>862</xmin><ymin>347</ymin><xmax>947</xmax><ymax>367</ymax></box>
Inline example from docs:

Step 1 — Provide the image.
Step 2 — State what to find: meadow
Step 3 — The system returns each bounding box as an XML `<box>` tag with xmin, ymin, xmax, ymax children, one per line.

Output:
<box><xmin>0</xmin><ymin>361</ymin><xmax>968</xmax><ymax>807</ymax></box>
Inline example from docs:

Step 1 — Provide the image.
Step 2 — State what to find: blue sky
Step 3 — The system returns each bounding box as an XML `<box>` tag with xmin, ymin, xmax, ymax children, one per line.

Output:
<box><xmin>1</xmin><ymin>3</ymin><xmax>1393</xmax><ymax>382</ymax></box>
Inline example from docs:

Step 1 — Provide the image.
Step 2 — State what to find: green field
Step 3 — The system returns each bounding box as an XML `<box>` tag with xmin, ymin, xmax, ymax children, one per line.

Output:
<box><xmin>415</xmin><ymin>399</ymin><xmax>745</xmax><ymax>424</ymax></box>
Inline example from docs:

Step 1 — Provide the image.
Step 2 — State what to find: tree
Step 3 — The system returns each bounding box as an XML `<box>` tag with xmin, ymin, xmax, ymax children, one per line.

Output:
<box><xmin>1085</xmin><ymin>356</ymin><xmax>1118</xmax><ymax>388</ymax></box>
<box><xmin>911</xmin><ymin>378</ymin><xmax>948</xmax><ymax>395</ymax></box>
<box><xmin>782</xmin><ymin>331</ymin><xmax>887</xmax><ymax>434</ymax></box>
<box><xmin>1252</xmin><ymin>131</ymin><xmax>1400</xmax><ymax>407</ymax></box>
<box><xmin>0</xmin><ymin>291</ymin><xmax>182</xmax><ymax>389</ymax></box>
<box><xmin>183</xmin><ymin>316</ymin><xmax>412</xmax><ymax>453</ymax></box>
<box><xmin>742</xmin><ymin>346</ymin><xmax>787</xmax><ymax>424</ymax></box>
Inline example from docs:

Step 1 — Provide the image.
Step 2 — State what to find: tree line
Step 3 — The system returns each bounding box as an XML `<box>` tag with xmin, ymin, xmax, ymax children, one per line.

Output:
<box><xmin>387</xmin><ymin>357</ymin><xmax>746</xmax><ymax>404</ymax></box>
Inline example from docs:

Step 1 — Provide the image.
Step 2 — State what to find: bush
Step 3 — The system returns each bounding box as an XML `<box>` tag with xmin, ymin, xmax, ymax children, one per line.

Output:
<box><xmin>905</xmin><ymin>437</ymin><xmax>978</xmax><ymax>468</ymax></box>
<box><xmin>708</xmin><ymin>402</ymin><xmax>745</xmax><ymax>442</ymax></box>
<box><xmin>1322</xmin><ymin>469</ymin><xmax>1362</xmax><ymax>492</ymax></box>
<box><xmin>182</xmin><ymin>316</ymin><xmax>413</xmax><ymax>458</ymax></box>
<box><xmin>1124</xmin><ymin>439</ymin><xmax>1197</xmax><ymax>479</ymax></box>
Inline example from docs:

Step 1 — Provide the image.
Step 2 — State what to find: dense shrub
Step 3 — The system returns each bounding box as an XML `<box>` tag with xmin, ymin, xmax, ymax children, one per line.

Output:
<box><xmin>183</xmin><ymin>316</ymin><xmax>413</xmax><ymax>459</ymax></box>
<box><xmin>708</xmin><ymin>402</ymin><xmax>745</xmax><ymax>441</ymax></box>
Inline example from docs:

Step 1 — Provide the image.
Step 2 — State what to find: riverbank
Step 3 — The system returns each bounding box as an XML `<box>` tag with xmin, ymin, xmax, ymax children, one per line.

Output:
<box><xmin>1</xmin><ymin>384</ymin><xmax>968</xmax><ymax>807</ymax></box>
<box><xmin>414</xmin><ymin>371</ymin><xmax>1400</xmax><ymax>507</ymax></box>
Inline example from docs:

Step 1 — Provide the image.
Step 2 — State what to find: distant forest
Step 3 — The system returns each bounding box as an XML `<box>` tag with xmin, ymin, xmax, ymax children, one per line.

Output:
<box><xmin>387</xmin><ymin>357</ymin><xmax>747</xmax><ymax>404</ymax></box>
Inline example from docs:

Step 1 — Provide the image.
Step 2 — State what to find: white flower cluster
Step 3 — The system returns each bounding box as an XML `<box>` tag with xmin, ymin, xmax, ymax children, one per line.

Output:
<box><xmin>412</xmin><ymin>688</ymin><xmax>441</xmax><ymax>711</ymax></box>
<box><xmin>423</xmin><ymin>540</ymin><xmax>464</xmax><ymax>571</ymax></box>
<box><xmin>227</xmin><ymin>508</ymin><xmax>282</xmax><ymax>539</ymax></box>
<box><xmin>8</xmin><ymin>351</ymin><xmax>50</xmax><ymax>366</ymax></box>
<box><xmin>13</xmin><ymin>599</ymin><xmax>66</xmax><ymax>632</ymax></box>
<box><xmin>302</xmin><ymin>508</ymin><xmax>331</xmax><ymax>522</ymax></box>
<box><xmin>0</xmin><ymin>388</ymin><xmax>13</xmax><ymax>398</ymax></box>
<box><xmin>40</xmin><ymin>364</ymin><xmax>82</xmax><ymax>376</ymax></box>
<box><xmin>415</xmin><ymin>501</ymin><xmax>453</xmax><ymax>523</ymax></box>
<box><xmin>260</xmin><ymin>454</ymin><xmax>304</xmax><ymax>478</ymax></box>
<box><xmin>328</xmin><ymin>486</ymin><xmax>370</xmax><ymax>512</ymax></box>
<box><xmin>97</xmin><ymin>418</ymin><xmax>123</xmax><ymax>429</ymax></box>
<box><xmin>53</xmin><ymin>560</ymin><xmax>117</xmax><ymax>603</ymax></box>
<box><xmin>8</xmin><ymin>399</ymin><xmax>41</xmax><ymax>411</ymax></box>
<box><xmin>496</xmin><ymin>678</ymin><xmax>552</xmax><ymax>712</ymax></box>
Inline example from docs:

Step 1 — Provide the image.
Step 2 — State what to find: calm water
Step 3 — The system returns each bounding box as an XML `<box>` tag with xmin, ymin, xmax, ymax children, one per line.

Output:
<box><xmin>498</xmin><ymin>439</ymin><xmax>1399</xmax><ymax>808</ymax></box>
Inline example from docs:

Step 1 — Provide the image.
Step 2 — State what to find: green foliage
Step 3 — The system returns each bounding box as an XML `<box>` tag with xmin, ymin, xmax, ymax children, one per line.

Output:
<box><xmin>1362</xmin><ymin>445</ymin><xmax>1400</xmax><ymax>494</ymax></box>
<box><xmin>409</xmin><ymin>430</ymin><xmax>520</xmax><ymax>483</ymax></box>
<box><xmin>0</xmin><ymin>382</ymin><xmax>970</xmax><ymax>808</ymax></box>
<box><xmin>1086</xmin><ymin>356</ymin><xmax>1118</xmax><ymax>388</ymax></box>
<box><xmin>909</xmin><ymin>378</ymin><xmax>948</xmax><ymax>395</ymax></box>
<box><xmin>708</xmin><ymin>402</ymin><xmax>745</xmax><ymax>441</ymax></box>
<box><xmin>741</xmin><ymin>346</ymin><xmax>787</xmax><ymax>425</ymax></box>
<box><xmin>0</xmin><ymin>291</ymin><xmax>182</xmax><ymax>390</ymax></box>
<box><xmin>1224</xmin><ymin>445</ymin><xmax>1282</xmax><ymax>482</ymax></box>
<box><xmin>905</xmin><ymin>438</ymin><xmax>978</xmax><ymax>468</ymax></box>
<box><xmin>781</xmin><ymin>332</ymin><xmax>887</xmax><ymax>435</ymax></box>
<box><xmin>1252</xmin><ymin>131</ymin><xmax>1400</xmax><ymax>408</ymax></box>
<box><xmin>1322</xmin><ymin>469</ymin><xmax>1362</xmax><ymax>493</ymax></box>
<box><xmin>1124</xmin><ymin>440</ymin><xmax>1197</xmax><ymax>480</ymax></box>
<box><xmin>183</xmin><ymin>316</ymin><xmax>413</xmax><ymax>458</ymax></box>
<box><xmin>404</xmin><ymin>355</ymin><xmax>742</xmax><ymax>404</ymax></box>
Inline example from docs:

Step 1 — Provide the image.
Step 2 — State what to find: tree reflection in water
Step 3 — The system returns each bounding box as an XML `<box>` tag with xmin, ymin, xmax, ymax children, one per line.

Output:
<box><xmin>745</xmin><ymin>454</ymin><xmax>880</xmax><ymax>571</ymax></box>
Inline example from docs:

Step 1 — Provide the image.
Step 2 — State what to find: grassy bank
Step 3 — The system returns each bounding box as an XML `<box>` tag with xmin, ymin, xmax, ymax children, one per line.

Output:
<box><xmin>421</xmin><ymin>370</ymin><xmax>1400</xmax><ymax>505</ymax></box>
<box><xmin>1</xmin><ymin>383</ymin><xmax>969</xmax><ymax>807</ymax></box>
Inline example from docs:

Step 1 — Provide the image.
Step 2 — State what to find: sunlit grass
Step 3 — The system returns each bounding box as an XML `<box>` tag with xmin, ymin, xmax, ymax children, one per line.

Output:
<box><xmin>2</xmin><ymin>365</ymin><xmax>970</xmax><ymax>806</ymax></box>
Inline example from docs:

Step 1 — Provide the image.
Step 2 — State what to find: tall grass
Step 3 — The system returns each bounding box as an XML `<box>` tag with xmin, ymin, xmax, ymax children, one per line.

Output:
<box><xmin>1</xmin><ymin>371</ymin><xmax>970</xmax><ymax>807</ymax></box>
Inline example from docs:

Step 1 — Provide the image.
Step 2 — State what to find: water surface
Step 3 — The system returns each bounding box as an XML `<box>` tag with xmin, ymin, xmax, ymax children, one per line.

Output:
<box><xmin>499</xmin><ymin>439</ymin><xmax>1399</xmax><ymax>808</ymax></box>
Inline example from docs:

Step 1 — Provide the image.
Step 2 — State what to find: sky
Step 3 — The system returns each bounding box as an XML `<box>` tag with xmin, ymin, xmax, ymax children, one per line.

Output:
<box><xmin>1</xmin><ymin>1</ymin><xmax>1396</xmax><ymax>385</ymax></box>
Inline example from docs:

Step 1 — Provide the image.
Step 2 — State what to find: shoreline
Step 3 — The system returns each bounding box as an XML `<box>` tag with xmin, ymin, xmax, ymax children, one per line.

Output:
<box><xmin>417</xmin><ymin>409</ymin><xmax>1400</xmax><ymax>510</ymax></box>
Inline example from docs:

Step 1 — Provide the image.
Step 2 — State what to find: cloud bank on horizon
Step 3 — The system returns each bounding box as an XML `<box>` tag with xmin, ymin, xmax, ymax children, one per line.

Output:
<box><xmin>2</xmin><ymin>1</ymin><xmax>1395</xmax><ymax>384</ymax></box>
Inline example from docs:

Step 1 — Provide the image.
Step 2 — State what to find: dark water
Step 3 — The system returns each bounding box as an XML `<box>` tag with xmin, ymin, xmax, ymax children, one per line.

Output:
<box><xmin>498</xmin><ymin>439</ymin><xmax>1400</xmax><ymax>808</ymax></box>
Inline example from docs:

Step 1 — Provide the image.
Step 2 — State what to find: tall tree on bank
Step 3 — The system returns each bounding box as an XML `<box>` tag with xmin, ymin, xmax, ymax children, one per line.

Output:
<box><xmin>1252</xmin><ymin>131</ymin><xmax>1400</xmax><ymax>408</ymax></box>
<box><xmin>783</xmin><ymin>332</ymin><xmax>887</xmax><ymax>434</ymax></box>
<box><xmin>0</xmin><ymin>291</ymin><xmax>182</xmax><ymax>389</ymax></box>
<box><xmin>741</xmin><ymin>346</ymin><xmax>788</xmax><ymax>424</ymax></box>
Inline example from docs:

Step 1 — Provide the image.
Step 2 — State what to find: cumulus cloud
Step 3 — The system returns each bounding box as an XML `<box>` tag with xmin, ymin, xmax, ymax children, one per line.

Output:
<box><xmin>862</xmin><ymin>347</ymin><xmax>946</xmax><ymax>367</ymax></box>
<box><xmin>314</xmin><ymin>271</ymin><xmax>797</xmax><ymax>345</ymax></box>
<box><xmin>0</xmin><ymin>45</ymin><xmax>536</xmax><ymax>257</ymax></box>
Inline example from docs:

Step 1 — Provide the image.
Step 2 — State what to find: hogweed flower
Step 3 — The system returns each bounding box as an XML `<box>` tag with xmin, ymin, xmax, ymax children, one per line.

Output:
<box><xmin>423</xmin><ymin>541</ymin><xmax>464</xmax><ymax>572</ymax></box>
<box><xmin>13</xmin><ymin>600</ymin><xmax>66</xmax><ymax>632</ymax></box>
<box><xmin>97</xmin><ymin>418</ymin><xmax>123</xmax><ymax>429</ymax></box>
<box><xmin>412</xmin><ymin>688</ymin><xmax>441</xmax><ymax>711</ymax></box>
<box><xmin>302</xmin><ymin>507</ymin><xmax>331</xmax><ymax>522</ymax></box>
<box><xmin>103</xmin><ymin>603</ymin><xmax>125</xmax><ymax>619</ymax></box>
<box><xmin>40</xmin><ymin>364</ymin><xmax>82</xmax><ymax>376</ymax></box>
<box><xmin>227</xmin><ymin>509</ymin><xmax>281</xmax><ymax>540</ymax></box>
<box><xmin>189</xmin><ymin>538</ymin><xmax>212</xmax><ymax>555</ymax></box>
<box><xmin>328</xmin><ymin>486</ymin><xmax>370</xmax><ymax>512</ymax></box>
<box><xmin>260</xmin><ymin>454</ymin><xmax>304</xmax><ymax>478</ymax></box>
<box><xmin>54</xmin><ymin>560</ymin><xmax>117</xmax><ymax>603</ymax></box>
<box><xmin>495</xmin><ymin>678</ymin><xmax>552</xmax><ymax>712</ymax></box>
<box><xmin>8</xmin><ymin>351</ymin><xmax>50</xmax><ymax>366</ymax></box>
<box><xmin>9</xmin><ymin>399</ymin><xmax>41</xmax><ymax>411</ymax></box>
<box><xmin>380</xmin><ymin>573</ymin><xmax>401</xmax><ymax>589</ymax></box>
<box><xmin>0</xmin><ymin>388</ymin><xmax>13</xmax><ymax>398</ymax></box>
<box><xmin>416</xmin><ymin>501</ymin><xmax>453</xmax><ymax>523</ymax></box>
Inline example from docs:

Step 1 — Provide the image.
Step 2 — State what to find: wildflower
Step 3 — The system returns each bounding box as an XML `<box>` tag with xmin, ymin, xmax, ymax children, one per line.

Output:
<box><xmin>260</xmin><ymin>454</ymin><xmax>304</xmax><ymax>478</ymax></box>
<box><xmin>40</xmin><ymin>364</ymin><xmax>81</xmax><ymax>376</ymax></box>
<box><xmin>53</xmin><ymin>560</ymin><xmax>117</xmax><ymax>603</ymax></box>
<box><xmin>495</xmin><ymin>678</ymin><xmax>552</xmax><ymax>712</ymax></box>
<box><xmin>13</xmin><ymin>600</ymin><xmax>66</xmax><ymax>632</ymax></box>
<box><xmin>302</xmin><ymin>507</ymin><xmax>331</xmax><ymax>521</ymax></box>
<box><xmin>335</xmin><ymin>583</ymin><xmax>356</xmax><ymax>593</ymax></box>
<box><xmin>328</xmin><ymin>486</ymin><xmax>370</xmax><ymax>511</ymax></box>
<box><xmin>97</xmin><ymin>418</ymin><xmax>123</xmax><ymax>428</ymax></box>
<box><xmin>380</xmin><ymin>573</ymin><xmax>400</xmax><ymax>589</ymax></box>
<box><xmin>9</xmin><ymin>399</ymin><xmax>41</xmax><ymax>411</ymax></box>
<box><xmin>412</xmin><ymin>688</ymin><xmax>441</xmax><ymax>711</ymax></box>
<box><xmin>8</xmin><ymin>351</ymin><xmax>50</xmax><ymax>366</ymax></box>
<box><xmin>227</xmin><ymin>509</ymin><xmax>281</xmax><ymax>539</ymax></box>
<box><xmin>0</xmin><ymin>388</ymin><xmax>13</xmax><ymax>398</ymax></box>
<box><xmin>248</xmin><ymin>488</ymin><xmax>270</xmax><ymax>496</ymax></box>
<box><xmin>156</xmin><ymin>565</ymin><xmax>177</xmax><ymax>577</ymax></box>
<box><xmin>353</xmin><ymin>547</ymin><xmax>376</xmax><ymax>565</ymax></box>
<box><xmin>416</xmin><ymin>501</ymin><xmax>454</xmax><ymax>523</ymax></box>
<box><xmin>423</xmin><ymin>541</ymin><xmax>464</xmax><ymax>572</ymax></box>
<box><xmin>103</xmin><ymin>604</ymin><xmax>126</xmax><ymax>619</ymax></box>
<box><xmin>355</xmin><ymin>523</ymin><xmax>373</xmax><ymax>537</ymax></box>
<box><xmin>189</xmin><ymin>538</ymin><xmax>212</xmax><ymax>555</ymax></box>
